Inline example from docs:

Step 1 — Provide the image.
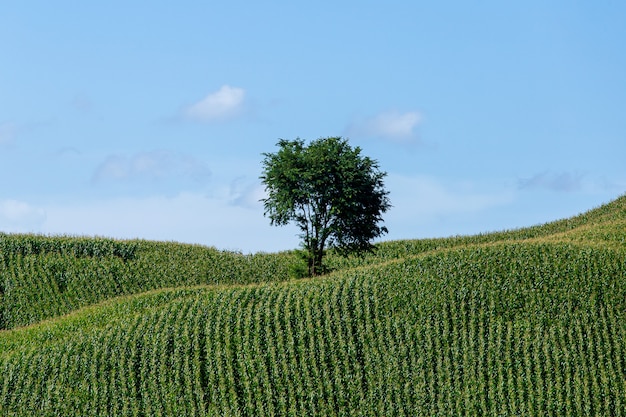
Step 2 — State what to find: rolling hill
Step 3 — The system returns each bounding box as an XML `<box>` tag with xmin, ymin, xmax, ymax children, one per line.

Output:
<box><xmin>1</xmin><ymin>195</ymin><xmax>625</xmax><ymax>416</ymax></box>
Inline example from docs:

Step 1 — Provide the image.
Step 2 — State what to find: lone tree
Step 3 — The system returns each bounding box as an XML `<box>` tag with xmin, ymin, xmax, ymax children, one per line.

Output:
<box><xmin>261</xmin><ymin>136</ymin><xmax>391</xmax><ymax>276</ymax></box>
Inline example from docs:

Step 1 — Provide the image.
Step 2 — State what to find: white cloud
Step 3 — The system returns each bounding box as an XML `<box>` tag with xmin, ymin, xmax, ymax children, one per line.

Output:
<box><xmin>94</xmin><ymin>155</ymin><xmax>129</xmax><ymax>181</ymax></box>
<box><xmin>388</xmin><ymin>174</ymin><xmax>513</xmax><ymax>216</ymax></box>
<box><xmin>93</xmin><ymin>150</ymin><xmax>211</xmax><ymax>184</ymax></box>
<box><xmin>349</xmin><ymin>110</ymin><xmax>422</xmax><ymax>142</ymax></box>
<box><xmin>0</xmin><ymin>199</ymin><xmax>46</xmax><ymax>232</ymax></box>
<box><xmin>382</xmin><ymin>174</ymin><xmax>515</xmax><ymax>239</ymax></box>
<box><xmin>228</xmin><ymin>178</ymin><xmax>267</xmax><ymax>209</ymax></box>
<box><xmin>184</xmin><ymin>85</ymin><xmax>246</xmax><ymax>122</ymax></box>
<box><xmin>40</xmin><ymin>192</ymin><xmax>299</xmax><ymax>253</ymax></box>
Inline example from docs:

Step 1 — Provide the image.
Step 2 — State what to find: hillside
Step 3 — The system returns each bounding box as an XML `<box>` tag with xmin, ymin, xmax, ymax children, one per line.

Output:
<box><xmin>1</xmin><ymin>195</ymin><xmax>625</xmax><ymax>415</ymax></box>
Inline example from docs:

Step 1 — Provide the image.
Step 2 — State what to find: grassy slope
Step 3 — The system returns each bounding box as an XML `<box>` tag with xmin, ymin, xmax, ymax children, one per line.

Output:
<box><xmin>0</xmin><ymin>237</ymin><xmax>299</xmax><ymax>330</ymax></box>
<box><xmin>0</xmin><ymin>195</ymin><xmax>625</xmax><ymax>415</ymax></box>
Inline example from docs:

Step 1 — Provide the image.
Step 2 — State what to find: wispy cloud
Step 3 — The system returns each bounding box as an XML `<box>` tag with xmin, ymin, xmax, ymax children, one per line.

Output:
<box><xmin>0</xmin><ymin>199</ymin><xmax>46</xmax><ymax>232</ymax></box>
<box><xmin>70</xmin><ymin>94</ymin><xmax>94</xmax><ymax>112</ymax></box>
<box><xmin>228</xmin><ymin>178</ymin><xmax>266</xmax><ymax>209</ymax></box>
<box><xmin>518</xmin><ymin>171</ymin><xmax>585</xmax><ymax>192</ymax></box>
<box><xmin>93</xmin><ymin>150</ymin><xmax>211</xmax><ymax>184</ymax></box>
<box><xmin>388</xmin><ymin>174</ymin><xmax>514</xmax><ymax>216</ymax></box>
<box><xmin>40</xmin><ymin>192</ymin><xmax>299</xmax><ymax>253</ymax></box>
<box><xmin>382</xmin><ymin>173</ymin><xmax>516</xmax><ymax>239</ymax></box>
<box><xmin>184</xmin><ymin>85</ymin><xmax>246</xmax><ymax>122</ymax></box>
<box><xmin>348</xmin><ymin>110</ymin><xmax>422</xmax><ymax>142</ymax></box>
<box><xmin>0</xmin><ymin>122</ymin><xmax>17</xmax><ymax>146</ymax></box>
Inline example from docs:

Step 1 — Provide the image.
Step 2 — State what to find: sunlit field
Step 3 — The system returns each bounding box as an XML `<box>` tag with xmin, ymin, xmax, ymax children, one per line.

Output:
<box><xmin>1</xmin><ymin>195</ymin><xmax>625</xmax><ymax>415</ymax></box>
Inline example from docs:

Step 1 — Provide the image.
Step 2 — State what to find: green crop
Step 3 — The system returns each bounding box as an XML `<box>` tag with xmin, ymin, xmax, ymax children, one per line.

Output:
<box><xmin>0</xmin><ymin>194</ymin><xmax>625</xmax><ymax>416</ymax></box>
<box><xmin>0</xmin><ymin>236</ymin><xmax>299</xmax><ymax>330</ymax></box>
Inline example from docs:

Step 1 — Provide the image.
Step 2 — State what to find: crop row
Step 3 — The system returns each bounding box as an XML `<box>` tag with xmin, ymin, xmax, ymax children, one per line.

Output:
<box><xmin>0</xmin><ymin>236</ymin><xmax>298</xmax><ymax>330</ymax></box>
<box><xmin>2</xmin><ymin>194</ymin><xmax>624</xmax><ymax>330</ymax></box>
<box><xmin>326</xmin><ymin>194</ymin><xmax>626</xmax><ymax>270</ymax></box>
<box><xmin>1</xmin><ymin>242</ymin><xmax>625</xmax><ymax>415</ymax></box>
<box><xmin>0</xmin><ymin>234</ymin><xmax>138</xmax><ymax>261</ymax></box>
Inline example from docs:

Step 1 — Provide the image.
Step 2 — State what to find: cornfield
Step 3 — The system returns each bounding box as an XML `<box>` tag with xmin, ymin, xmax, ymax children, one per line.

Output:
<box><xmin>0</xmin><ymin>195</ymin><xmax>625</xmax><ymax>416</ymax></box>
<box><xmin>0</xmin><ymin>236</ymin><xmax>296</xmax><ymax>330</ymax></box>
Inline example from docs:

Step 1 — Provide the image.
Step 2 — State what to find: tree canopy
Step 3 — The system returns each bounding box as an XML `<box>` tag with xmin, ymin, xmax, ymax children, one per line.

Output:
<box><xmin>260</xmin><ymin>136</ymin><xmax>390</xmax><ymax>275</ymax></box>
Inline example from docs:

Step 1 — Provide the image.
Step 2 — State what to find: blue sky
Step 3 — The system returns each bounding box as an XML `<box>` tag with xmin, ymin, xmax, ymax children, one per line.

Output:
<box><xmin>1</xmin><ymin>1</ymin><xmax>625</xmax><ymax>252</ymax></box>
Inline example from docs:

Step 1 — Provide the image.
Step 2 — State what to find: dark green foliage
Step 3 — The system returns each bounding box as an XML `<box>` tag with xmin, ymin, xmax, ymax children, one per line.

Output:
<box><xmin>261</xmin><ymin>137</ymin><xmax>390</xmax><ymax>275</ymax></box>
